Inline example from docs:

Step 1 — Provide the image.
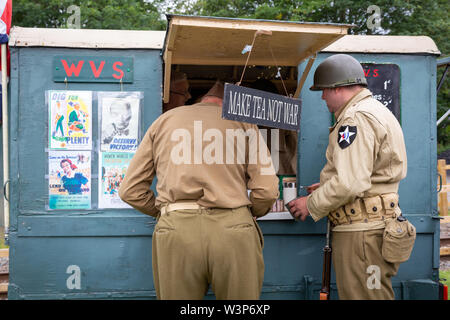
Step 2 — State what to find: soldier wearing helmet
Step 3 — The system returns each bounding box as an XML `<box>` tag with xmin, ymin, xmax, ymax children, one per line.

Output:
<box><xmin>287</xmin><ymin>54</ymin><xmax>411</xmax><ymax>299</ymax></box>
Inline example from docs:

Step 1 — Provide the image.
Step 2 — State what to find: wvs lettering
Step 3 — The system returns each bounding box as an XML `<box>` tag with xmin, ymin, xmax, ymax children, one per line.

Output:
<box><xmin>60</xmin><ymin>59</ymin><xmax>125</xmax><ymax>79</ymax></box>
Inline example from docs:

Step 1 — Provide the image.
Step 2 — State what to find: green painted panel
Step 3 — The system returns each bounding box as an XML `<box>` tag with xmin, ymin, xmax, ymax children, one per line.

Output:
<box><xmin>8</xmin><ymin>46</ymin><xmax>162</xmax><ymax>300</ymax></box>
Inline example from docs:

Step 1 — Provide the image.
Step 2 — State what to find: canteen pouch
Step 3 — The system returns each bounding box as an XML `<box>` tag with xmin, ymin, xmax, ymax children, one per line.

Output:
<box><xmin>382</xmin><ymin>216</ymin><xmax>416</xmax><ymax>263</ymax></box>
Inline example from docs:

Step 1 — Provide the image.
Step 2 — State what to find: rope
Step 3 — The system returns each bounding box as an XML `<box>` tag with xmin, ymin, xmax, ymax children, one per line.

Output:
<box><xmin>268</xmin><ymin>43</ymin><xmax>289</xmax><ymax>97</ymax></box>
<box><xmin>237</xmin><ymin>31</ymin><xmax>259</xmax><ymax>86</ymax></box>
<box><xmin>237</xmin><ymin>30</ymin><xmax>289</xmax><ymax>97</ymax></box>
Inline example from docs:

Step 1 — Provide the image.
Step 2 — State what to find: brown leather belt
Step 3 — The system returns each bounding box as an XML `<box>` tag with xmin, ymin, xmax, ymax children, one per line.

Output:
<box><xmin>328</xmin><ymin>193</ymin><xmax>399</xmax><ymax>226</ymax></box>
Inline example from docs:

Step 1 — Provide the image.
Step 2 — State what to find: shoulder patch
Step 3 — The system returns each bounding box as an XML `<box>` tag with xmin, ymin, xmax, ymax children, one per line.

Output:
<box><xmin>337</xmin><ymin>125</ymin><xmax>357</xmax><ymax>149</ymax></box>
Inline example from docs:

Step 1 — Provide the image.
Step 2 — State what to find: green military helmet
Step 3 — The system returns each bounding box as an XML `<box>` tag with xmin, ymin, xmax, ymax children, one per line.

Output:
<box><xmin>310</xmin><ymin>54</ymin><xmax>368</xmax><ymax>91</ymax></box>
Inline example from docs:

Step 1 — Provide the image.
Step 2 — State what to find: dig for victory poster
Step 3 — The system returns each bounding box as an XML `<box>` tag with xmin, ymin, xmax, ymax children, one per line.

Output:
<box><xmin>48</xmin><ymin>150</ymin><xmax>91</xmax><ymax>210</ymax></box>
<box><xmin>49</xmin><ymin>90</ymin><xmax>92</xmax><ymax>150</ymax></box>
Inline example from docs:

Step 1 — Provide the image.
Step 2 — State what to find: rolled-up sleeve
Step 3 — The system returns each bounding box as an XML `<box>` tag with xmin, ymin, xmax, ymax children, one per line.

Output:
<box><xmin>119</xmin><ymin>127</ymin><xmax>159</xmax><ymax>217</ymax></box>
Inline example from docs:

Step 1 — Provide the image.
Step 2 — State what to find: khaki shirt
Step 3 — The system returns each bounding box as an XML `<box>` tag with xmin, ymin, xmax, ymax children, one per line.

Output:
<box><xmin>306</xmin><ymin>88</ymin><xmax>407</xmax><ymax>230</ymax></box>
<box><xmin>119</xmin><ymin>101</ymin><xmax>279</xmax><ymax>218</ymax></box>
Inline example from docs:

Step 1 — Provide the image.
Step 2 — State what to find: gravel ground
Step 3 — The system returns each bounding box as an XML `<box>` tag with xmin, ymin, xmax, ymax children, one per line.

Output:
<box><xmin>440</xmin><ymin>259</ymin><xmax>450</xmax><ymax>271</ymax></box>
<box><xmin>0</xmin><ymin>257</ymin><xmax>8</xmax><ymax>274</ymax></box>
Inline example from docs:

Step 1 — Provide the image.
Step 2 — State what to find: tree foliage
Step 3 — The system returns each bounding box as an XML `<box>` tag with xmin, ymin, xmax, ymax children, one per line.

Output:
<box><xmin>12</xmin><ymin>0</ymin><xmax>165</xmax><ymax>30</ymax></box>
<box><xmin>12</xmin><ymin>0</ymin><xmax>448</xmax><ymax>51</ymax></box>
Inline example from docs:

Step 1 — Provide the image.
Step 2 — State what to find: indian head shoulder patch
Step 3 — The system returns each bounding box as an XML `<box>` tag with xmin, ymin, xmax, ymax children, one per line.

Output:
<box><xmin>337</xmin><ymin>125</ymin><xmax>357</xmax><ymax>149</ymax></box>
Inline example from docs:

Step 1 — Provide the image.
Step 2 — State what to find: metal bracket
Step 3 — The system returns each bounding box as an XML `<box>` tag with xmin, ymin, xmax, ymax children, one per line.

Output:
<box><xmin>3</xmin><ymin>179</ymin><xmax>9</xmax><ymax>202</ymax></box>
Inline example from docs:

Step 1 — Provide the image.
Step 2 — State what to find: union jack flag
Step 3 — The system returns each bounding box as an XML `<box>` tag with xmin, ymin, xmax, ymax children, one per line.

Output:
<box><xmin>0</xmin><ymin>0</ymin><xmax>11</xmax><ymax>122</ymax></box>
<box><xmin>0</xmin><ymin>0</ymin><xmax>11</xmax><ymax>44</ymax></box>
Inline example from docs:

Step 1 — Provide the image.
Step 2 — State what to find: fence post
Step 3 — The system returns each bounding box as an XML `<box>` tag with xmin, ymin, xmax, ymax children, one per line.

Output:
<box><xmin>438</xmin><ymin>159</ymin><xmax>448</xmax><ymax>215</ymax></box>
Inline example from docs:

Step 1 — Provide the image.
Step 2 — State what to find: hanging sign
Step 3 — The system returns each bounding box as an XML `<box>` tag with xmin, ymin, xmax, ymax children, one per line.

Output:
<box><xmin>222</xmin><ymin>83</ymin><xmax>301</xmax><ymax>131</ymax></box>
<box><xmin>48</xmin><ymin>90</ymin><xmax>92</xmax><ymax>150</ymax></box>
<box><xmin>53</xmin><ymin>56</ymin><xmax>133</xmax><ymax>83</ymax></box>
<box><xmin>362</xmin><ymin>63</ymin><xmax>400</xmax><ymax>121</ymax></box>
<box><xmin>99</xmin><ymin>91</ymin><xmax>141</xmax><ymax>152</ymax></box>
<box><xmin>98</xmin><ymin>152</ymin><xmax>134</xmax><ymax>209</ymax></box>
<box><xmin>48</xmin><ymin>150</ymin><xmax>91</xmax><ymax>210</ymax></box>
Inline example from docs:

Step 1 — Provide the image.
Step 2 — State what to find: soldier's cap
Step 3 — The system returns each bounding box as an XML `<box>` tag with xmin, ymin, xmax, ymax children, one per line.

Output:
<box><xmin>204</xmin><ymin>80</ymin><xmax>224</xmax><ymax>99</ymax></box>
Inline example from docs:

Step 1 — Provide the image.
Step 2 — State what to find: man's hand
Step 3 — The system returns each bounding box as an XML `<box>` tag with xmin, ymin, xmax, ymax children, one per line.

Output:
<box><xmin>286</xmin><ymin>196</ymin><xmax>310</xmax><ymax>221</ymax></box>
<box><xmin>307</xmin><ymin>183</ymin><xmax>320</xmax><ymax>194</ymax></box>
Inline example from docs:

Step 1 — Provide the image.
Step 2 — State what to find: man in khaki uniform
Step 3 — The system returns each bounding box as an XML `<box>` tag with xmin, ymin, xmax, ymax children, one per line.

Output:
<box><xmin>287</xmin><ymin>54</ymin><xmax>408</xmax><ymax>299</ymax></box>
<box><xmin>119</xmin><ymin>81</ymin><xmax>279</xmax><ymax>300</ymax></box>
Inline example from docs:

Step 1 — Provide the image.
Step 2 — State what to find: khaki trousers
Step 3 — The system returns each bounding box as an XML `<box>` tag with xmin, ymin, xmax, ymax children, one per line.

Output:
<box><xmin>332</xmin><ymin>229</ymin><xmax>400</xmax><ymax>300</ymax></box>
<box><xmin>152</xmin><ymin>206</ymin><xmax>265</xmax><ymax>300</ymax></box>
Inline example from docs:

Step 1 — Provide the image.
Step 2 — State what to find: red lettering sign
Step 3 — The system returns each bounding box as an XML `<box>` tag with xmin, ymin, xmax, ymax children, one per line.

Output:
<box><xmin>112</xmin><ymin>61</ymin><xmax>124</xmax><ymax>80</ymax></box>
<box><xmin>363</xmin><ymin>68</ymin><xmax>381</xmax><ymax>78</ymax></box>
<box><xmin>55</xmin><ymin>56</ymin><xmax>131</xmax><ymax>82</ymax></box>
<box><xmin>89</xmin><ymin>60</ymin><xmax>105</xmax><ymax>78</ymax></box>
<box><xmin>61</xmin><ymin>59</ymin><xmax>84</xmax><ymax>77</ymax></box>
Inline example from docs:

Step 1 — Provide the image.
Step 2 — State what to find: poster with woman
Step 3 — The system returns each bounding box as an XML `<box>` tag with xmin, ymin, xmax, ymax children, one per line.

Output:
<box><xmin>98</xmin><ymin>152</ymin><xmax>133</xmax><ymax>209</ymax></box>
<box><xmin>48</xmin><ymin>90</ymin><xmax>92</xmax><ymax>150</ymax></box>
<box><xmin>98</xmin><ymin>92</ymin><xmax>141</xmax><ymax>152</ymax></box>
<box><xmin>48</xmin><ymin>150</ymin><xmax>91</xmax><ymax>210</ymax></box>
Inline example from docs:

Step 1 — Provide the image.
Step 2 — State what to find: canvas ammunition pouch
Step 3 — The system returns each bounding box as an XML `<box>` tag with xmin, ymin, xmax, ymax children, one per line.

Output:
<box><xmin>381</xmin><ymin>216</ymin><xmax>416</xmax><ymax>263</ymax></box>
<box><xmin>328</xmin><ymin>193</ymin><xmax>400</xmax><ymax>226</ymax></box>
<box><xmin>328</xmin><ymin>193</ymin><xmax>416</xmax><ymax>264</ymax></box>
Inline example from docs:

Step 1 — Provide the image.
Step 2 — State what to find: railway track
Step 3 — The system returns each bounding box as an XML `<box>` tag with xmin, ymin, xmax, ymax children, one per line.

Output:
<box><xmin>0</xmin><ymin>249</ymin><xmax>8</xmax><ymax>300</ymax></box>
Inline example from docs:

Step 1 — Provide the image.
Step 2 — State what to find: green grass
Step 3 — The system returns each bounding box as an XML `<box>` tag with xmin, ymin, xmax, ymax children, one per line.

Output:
<box><xmin>441</xmin><ymin>270</ymin><xmax>450</xmax><ymax>288</ymax></box>
<box><xmin>0</xmin><ymin>231</ymin><xmax>7</xmax><ymax>249</ymax></box>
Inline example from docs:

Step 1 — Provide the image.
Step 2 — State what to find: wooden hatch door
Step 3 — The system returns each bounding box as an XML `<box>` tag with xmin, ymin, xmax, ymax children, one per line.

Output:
<box><xmin>162</xmin><ymin>14</ymin><xmax>353</xmax><ymax>102</ymax></box>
